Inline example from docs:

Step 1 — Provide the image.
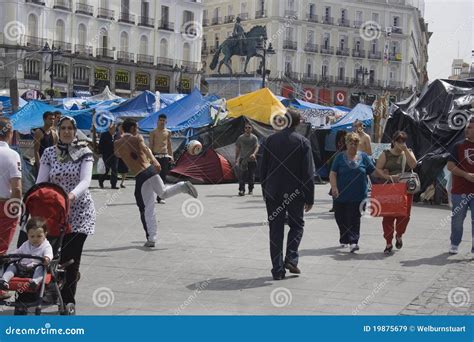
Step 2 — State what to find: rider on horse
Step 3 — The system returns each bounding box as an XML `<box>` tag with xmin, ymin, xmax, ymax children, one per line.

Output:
<box><xmin>232</xmin><ymin>17</ymin><xmax>246</xmax><ymax>54</ymax></box>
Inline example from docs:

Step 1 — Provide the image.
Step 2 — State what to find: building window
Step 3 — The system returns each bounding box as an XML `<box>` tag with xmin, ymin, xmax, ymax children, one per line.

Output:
<box><xmin>325</xmin><ymin>6</ymin><xmax>331</xmax><ymax>18</ymax></box>
<box><xmin>78</xmin><ymin>24</ymin><xmax>87</xmax><ymax>46</ymax></box>
<box><xmin>338</xmin><ymin>66</ymin><xmax>345</xmax><ymax>80</ymax></box>
<box><xmin>307</xmin><ymin>30</ymin><xmax>314</xmax><ymax>44</ymax></box>
<box><xmin>141</xmin><ymin>0</ymin><xmax>149</xmax><ymax>18</ymax></box>
<box><xmin>56</xmin><ymin>20</ymin><xmax>65</xmax><ymax>42</ymax></box>
<box><xmin>25</xmin><ymin>59</ymin><xmax>39</xmax><ymax>75</ymax></box>
<box><xmin>139</xmin><ymin>35</ymin><xmax>148</xmax><ymax>55</ymax></box>
<box><xmin>372</xmin><ymin>13</ymin><xmax>379</xmax><ymax>23</ymax></box>
<box><xmin>120</xmin><ymin>32</ymin><xmax>129</xmax><ymax>51</ymax></box>
<box><xmin>183</xmin><ymin>10</ymin><xmax>194</xmax><ymax>25</ymax></box>
<box><xmin>162</xmin><ymin>6</ymin><xmax>170</xmax><ymax>23</ymax></box>
<box><xmin>160</xmin><ymin>38</ymin><xmax>168</xmax><ymax>58</ymax></box>
<box><xmin>323</xmin><ymin>33</ymin><xmax>330</xmax><ymax>49</ymax></box>
<box><xmin>341</xmin><ymin>9</ymin><xmax>346</xmax><ymax>20</ymax></box>
<box><xmin>53</xmin><ymin>64</ymin><xmax>68</xmax><ymax>80</ymax></box>
<box><xmin>322</xmin><ymin>64</ymin><xmax>328</xmax><ymax>77</ymax></box>
<box><xmin>309</xmin><ymin>3</ymin><xmax>315</xmax><ymax>16</ymax></box>
<box><xmin>183</xmin><ymin>43</ymin><xmax>191</xmax><ymax>62</ymax></box>
<box><xmin>306</xmin><ymin>62</ymin><xmax>312</xmax><ymax>77</ymax></box>
<box><xmin>393</xmin><ymin>16</ymin><xmax>400</xmax><ymax>27</ymax></box>
<box><xmin>73</xmin><ymin>65</ymin><xmax>89</xmax><ymax>82</ymax></box>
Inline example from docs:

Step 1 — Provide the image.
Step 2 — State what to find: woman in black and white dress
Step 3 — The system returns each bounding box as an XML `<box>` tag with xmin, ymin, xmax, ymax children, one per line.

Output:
<box><xmin>37</xmin><ymin>116</ymin><xmax>95</xmax><ymax>314</ymax></box>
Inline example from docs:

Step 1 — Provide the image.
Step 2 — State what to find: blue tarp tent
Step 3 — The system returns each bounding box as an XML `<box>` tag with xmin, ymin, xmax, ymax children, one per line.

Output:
<box><xmin>160</xmin><ymin>93</ymin><xmax>186</xmax><ymax>109</ymax></box>
<box><xmin>320</xmin><ymin>103</ymin><xmax>374</xmax><ymax>151</ymax></box>
<box><xmin>0</xmin><ymin>96</ymin><xmax>27</xmax><ymax>115</ymax></box>
<box><xmin>138</xmin><ymin>88</ymin><xmax>213</xmax><ymax>133</ymax></box>
<box><xmin>9</xmin><ymin>100</ymin><xmax>93</xmax><ymax>134</ymax></box>
<box><xmin>109</xmin><ymin>90</ymin><xmax>156</xmax><ymax>118</ymax></box>
<box><xmin>281</xmin><ymin>99</ymin><xmax>351</xmax><ymax>128</ymax></box>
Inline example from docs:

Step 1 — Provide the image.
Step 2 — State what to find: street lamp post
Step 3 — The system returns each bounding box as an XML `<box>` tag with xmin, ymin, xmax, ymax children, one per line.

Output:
<box><xmin>173</xmin><ymin>64</ymin><xmax>184</xmax><ymax>93</ymax></box>
<box><xmin>39</xmin><ymin>42</ymin><xmax>62</xmax><ymax>99</ymax></box>
<box><xmin>256</xmin><ymin>36</ymin><xmax>275</xmax><ymax>89</ymax></box>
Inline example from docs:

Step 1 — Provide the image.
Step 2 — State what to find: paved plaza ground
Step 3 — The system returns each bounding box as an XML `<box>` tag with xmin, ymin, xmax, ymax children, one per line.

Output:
<box><xmin>4</xmin><ymin>182</ymin><xmax>474</xmax><ymax>315</ymax></box>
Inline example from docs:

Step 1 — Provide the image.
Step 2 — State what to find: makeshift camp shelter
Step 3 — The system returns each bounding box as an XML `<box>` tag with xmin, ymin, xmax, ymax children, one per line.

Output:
<box><xmin>170</xmin><ymin>149</ymin><xmax>235</xmax><ymax>184</ymax></box>
<box><xmin>138</xmin><ymin>88</ymin><xmax>213</xmax><ymax>133</ymax></box>
<box><xmin>281</xmin><ymin>98</ymin><xmax>351</xmax><ymax>127</ymax></box>
<box><xmin>383</xmin><ymin>78</ymin><xmax>474</xmax><ymax>193</ymax></box>
<box><xmin>87</xmin><ymin>86</ymin><xmax>122</xmax><ymax>102</ymax></box>
<box><xmin>227</xmin><ymin>88</ymin><xmax>286</xmax><ymax>125</ymax></box>
<box><xmin>109</xmin><ymin>90</ymin><xmax>156</xmax><ymax>118</ymax></box>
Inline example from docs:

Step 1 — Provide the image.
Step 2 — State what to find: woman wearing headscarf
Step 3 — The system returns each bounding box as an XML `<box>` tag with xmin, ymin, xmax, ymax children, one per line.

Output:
<box><xmin>330</xmin><ymin>133</ymin><xmax>392</xmax><ymax>253</ymax></box>
<box><xmin>375</xmin><ymin>131</ymin><xmax>417</xmax><ymax>254</ymax></box>
<box><xmin>36</xmin><ymin>116</ymin><xmax>95</xmax><ymax>314</ymax></box>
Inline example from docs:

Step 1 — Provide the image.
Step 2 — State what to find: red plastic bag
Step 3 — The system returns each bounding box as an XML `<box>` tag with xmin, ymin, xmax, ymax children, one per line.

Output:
<box><xmin>370</xmin><ymin>183</ymin><xmax>408</xmax><ymax>217</ymax></box>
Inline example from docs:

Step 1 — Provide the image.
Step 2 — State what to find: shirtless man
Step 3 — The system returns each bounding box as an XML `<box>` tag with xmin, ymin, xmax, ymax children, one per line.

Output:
<box><xmin>353</xmin><ymin>120</ymin><xmax>372</xmax><ymax>156</ymax></box>
<box><xmin>114</xmin><ymin>119</ymin><xmax>198</xmax><ymax>247</ymax></box>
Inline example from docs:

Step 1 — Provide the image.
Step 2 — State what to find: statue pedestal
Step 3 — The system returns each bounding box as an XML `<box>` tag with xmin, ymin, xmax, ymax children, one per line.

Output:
<box><xmin>205</xmin><ymin>76</ymin><xmax>262</xmax><ymax>98</ymax></box>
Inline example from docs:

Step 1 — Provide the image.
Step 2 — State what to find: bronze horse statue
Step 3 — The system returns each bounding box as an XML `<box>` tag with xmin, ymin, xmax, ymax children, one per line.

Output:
<box><xmin>209</xmin><ymin>25</ymin><xmax>267</xmax><ymax>75</ymax></box>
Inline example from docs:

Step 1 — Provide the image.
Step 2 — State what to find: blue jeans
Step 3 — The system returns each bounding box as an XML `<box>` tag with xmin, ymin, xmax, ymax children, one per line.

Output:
<box><xmin>450</xmin><ymin>194</ymin><xmax>474</xmax><ymax>251</ymax></box>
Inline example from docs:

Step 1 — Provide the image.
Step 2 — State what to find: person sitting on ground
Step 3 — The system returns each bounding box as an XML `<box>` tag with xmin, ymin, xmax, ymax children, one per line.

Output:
<box><xmin>0</xmin><ymin>217</ymin><xmax>53</xmax><ymax>291</ymax></box>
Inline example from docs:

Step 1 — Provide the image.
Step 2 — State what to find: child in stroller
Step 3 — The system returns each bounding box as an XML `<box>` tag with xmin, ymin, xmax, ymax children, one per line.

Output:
<box><xmin>0</xmin><ymin>217</ymin><xmax>53</xmax><ymax>292</ymax></box>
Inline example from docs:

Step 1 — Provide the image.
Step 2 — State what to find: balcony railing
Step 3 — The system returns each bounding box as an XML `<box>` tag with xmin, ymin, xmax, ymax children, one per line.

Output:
<box><xmin>389</xmin><ymin>53</ymin><xmax>402</xmax><ymax>62</ymax></box>
<box><xmin>284</xmin><ymin>71</ymin><xmax>300</xmax><ymax>80</ymax></box>
<box><xmin>158</xmin><ymin>21</ymin><xmax>174</xmax><ymax>31</ymax></box>
<box><xmin>304</xmin><ymin>43</ymin><xmax>318</xmax><ymax>53</ymax></box>
<box><xmin>181</xmin><ymin>60</ymin><xmax>200</xmax><ymax>72</ymax></box>
<box><xmin>283</xmin><ymin>40</ymin><xmax>297</xmax><ymax>50</ymax></box>
<box><xmin>319</xmin><ymin>75</ymin><xmax>334</xmax><ymax>83</ymax></box>
<box><xmin>336</xmin><ymin>48</ymin><xmax>350</xmax><ymax>56</ymax></box>
<box><xmin>97</xmin><ymin>7</ymin><xmax>115</xmax><ymax>20</ymax></box>
<box><xmin>307</xmin><ymin>14</ymin><xmax>318</xmax><ymax>23</ymax></box>
<box><xmin>156</xmin><ymin>57</ymin><xmax>174</xmax><ymax>68</ymax></box>
<box><xmin>368</xmin><ymin>51</ymin><xmax>382</xmax><ymax>60</ymax></box>
<box><xmin>73</xmin><ymin>78</ymin><xmax>89</xmax><ymax>86</ymax></box>
<box><xmin>338</xmin><ymin>18</ymin><xmax>350</xmax><ymax>27</ymax></box>
<box><xmin>353</xmin><ymin>20</ymin><xmax>363</xmax><ymax>28</ymax></box>
<box><xmin>322</xmin><ymin>16</ymin><xmax>334</xmax><ymax>25</ymax></box>
<box><xmin>224</xmin><ymin>15</ymin><xmax>235</xmax><ymax>24</ymax></box>
<box><xmin>352</xmin><ymin>49</ymin><xmax>366</xmax><ymax>58</ymax></box>
<box><xmin>320</xmin><ymin>46</ymin><xmax>334</xmax><ymax>55</ymax></box>
<box><xmin>211</xmin><ymin>17</ymin><xmax>221</xmax><ymax>25</ymax></box>
<box><xmin>75</xmin><ymin>3</ymin><xmax>93</xmax><ymax>16</ymax></box>
<box><xmin>24</xmin><ymin>72</ymin><xmax>40</xmax><ymax>80</ymax></box>
<box><xmin>75</xmin><ymin>44</ymin><xmax>93</xmax><ymax>56</ymax></box>
<box><xmin>118</xmin><ymin>12</ymin><xmax>135</xmax><ymax>24</ymax></box>
<box><xmin>25</xmin><ymin>0</ymin><xmax>45</xmax><ymax>5</ymax></box>
<box><xmin>96</xmin><ymin>48</ymin><xmax>114</xmax><ymax>59</ymax></box>
<box><xmin>302</xmin><ymin>73</ymin><xmax>318</xmax><ymax>82</ymax></box>
<box><xmin>238</xmin><ymin>13</ymin><xmax>249</xmax><ymax>21</ymax></box>
<box><xmin>53</xmin><ymin>0</ymin><xmax>71</xmax><ymax>11</ymax></box>
<box><xmin>388</xmin><ymin>80</ymin><xmax>403</xmax><ymax>88</ymax></box>
<box><xmin>53</xmin><ymin>40</ymin><xmax>72</xmax><ymax>52</ymax></box>
<box><xmin>138</xmin><ymin>16</ymin><xmax>154</xmax><ymax>28</ymax></box>
<box><xmin>24</xmin><ymin>35</ymin><xmax>46</xmax><ymax>49</ymax></box>
<box><xmin>137</xmin><ymin>54</ymin><xmax>154</xmax><ymax>64</ymax></box>
<box><xmin>392</xmin><ymin>26</ymin><xmax>403</xmax><ymax>34</ymax></box>
<box><xmin>335</xmin><ymin>77</ymin><xmax>350</xmax><ymax>85</ymax></box>
<box><xmin>255</xmin><ymin>10</ymin><xmax>266</xmax><ymax>19</ymax></box>
<box><xmin>117</xmin><ymin>51</ymin><xmax>134</xmax><ymax>62</ymax></box>
<box><xmin>202</xmin><ymin>19</ymin><xmax>209</xmax><ymax>26</ymax></box>
<box><xmin>54</xmin><ymin>74</ymin><xmax>68</xmax><ymax>83</ymax></box>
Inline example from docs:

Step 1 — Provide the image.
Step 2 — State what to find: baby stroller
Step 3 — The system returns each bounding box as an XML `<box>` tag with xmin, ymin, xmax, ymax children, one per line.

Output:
<box><xmin>0</xmin><ymin>183</ymin><xmax>75</xmax><ymax>315</ymax></box>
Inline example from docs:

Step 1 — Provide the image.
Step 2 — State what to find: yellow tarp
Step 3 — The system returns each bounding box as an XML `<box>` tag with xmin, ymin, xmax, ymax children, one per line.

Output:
<box><xmin>227</xmin><ymin>88</ymin><xmax>286</xmax><ymax>125</ymax></box>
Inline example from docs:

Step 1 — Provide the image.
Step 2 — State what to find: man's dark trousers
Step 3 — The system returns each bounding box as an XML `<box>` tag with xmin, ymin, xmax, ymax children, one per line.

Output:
<box><xmin>238</xmin><ymin>160</ymin><xmax>256</xmax><ymax>193</ymax></box>
<box><xmin>265</xmin><ymin>197</ymin><xmax>305</xmax><ymax>277</ymax></box>
<box><xmin>156</xmin><ymin>156</ymin><xmax>170</xmax><ymax>202</ymax></box>
<box><xmin>100</xmin><ymin>155</ymin><xmax>118</xmax><ymax>188</ymax></box>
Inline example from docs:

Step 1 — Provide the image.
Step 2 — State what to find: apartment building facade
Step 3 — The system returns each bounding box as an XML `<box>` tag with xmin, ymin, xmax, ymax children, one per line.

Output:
<box><xmin>202</xmin><ymin>0</ymin><xmax>430</xmax><ymax>106</ymax></box>
<box><xmin>0</xmin><ymin>0</ymin><xmax>203</xmax><ymax>97</ymax></box>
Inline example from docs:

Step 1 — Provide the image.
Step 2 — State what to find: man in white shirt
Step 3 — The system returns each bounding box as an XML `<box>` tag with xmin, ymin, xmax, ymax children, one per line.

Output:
<box><xmin>0</xmin><ymin>117</ymin><xmax>22</xmax><ymax>299</ymax></box>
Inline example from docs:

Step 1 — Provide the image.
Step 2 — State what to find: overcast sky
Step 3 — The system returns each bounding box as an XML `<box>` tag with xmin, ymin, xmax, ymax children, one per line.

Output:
<box><xmin>424</xmin><ymin>0</ymin><xmax>473</xmax><ymax>80</ymax></box>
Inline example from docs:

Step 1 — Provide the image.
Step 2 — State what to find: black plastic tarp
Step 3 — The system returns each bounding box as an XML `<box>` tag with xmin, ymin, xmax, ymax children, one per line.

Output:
<box><xmin>382</xmin><ymin>79</ymin><xmax>474</xmax><ymax>193</ymax></box>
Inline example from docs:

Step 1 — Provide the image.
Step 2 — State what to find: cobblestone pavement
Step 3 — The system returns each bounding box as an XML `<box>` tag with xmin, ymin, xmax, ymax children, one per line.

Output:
<box><xmin>3</xmin><ymin>182</ymin><xmax>473</xmax><ymax>315</ymax></box>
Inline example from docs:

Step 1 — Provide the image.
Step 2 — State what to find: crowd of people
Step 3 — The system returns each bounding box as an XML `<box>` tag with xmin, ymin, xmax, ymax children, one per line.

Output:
<box><xmin>0</xmin><ymin>107</ymin><xmax>472</xmax><ymax>312</ymax></box>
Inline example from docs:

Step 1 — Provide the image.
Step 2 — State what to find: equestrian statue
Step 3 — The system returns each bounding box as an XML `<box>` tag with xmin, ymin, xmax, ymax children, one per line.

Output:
<box><xmin>209</xmin><ymin>18</ymin><xmax>267</xmax><ymax>75</ymax></box>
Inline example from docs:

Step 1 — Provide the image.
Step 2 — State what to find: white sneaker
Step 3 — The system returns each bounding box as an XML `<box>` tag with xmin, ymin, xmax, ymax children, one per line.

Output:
<box><xmin>340</xmin><ymin>244</ymin><xmax>348</xmax><ymax>248</ymax></box>
<box><xmin>185</xmin><ymin>181</ymin><xmax>198</xmax><ymax>198</ymax></box>
<box><xmin>349</xmin><ymin>244</ymin><xmax>360</xmax><ymax>253</ymax></box>
<box><xmin>449</xmin><ymin>245</ymin><xmax>459</xmax><ymax>255</ymax></box>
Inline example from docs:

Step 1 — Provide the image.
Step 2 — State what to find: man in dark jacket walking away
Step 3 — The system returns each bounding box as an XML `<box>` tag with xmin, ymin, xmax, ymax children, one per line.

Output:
<box><xmin>260</xmin><ymin>109</ymin><xmax>315</xmax><ymax>280</ymax></box>
<box><xmin>98</xmin><ymin>123</ymin><xmax>118</xmax><ymax>189</ymax></box>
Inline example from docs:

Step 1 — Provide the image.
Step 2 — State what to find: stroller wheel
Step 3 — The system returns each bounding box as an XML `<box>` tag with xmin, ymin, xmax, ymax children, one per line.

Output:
<box><xmin>65</xmin><ymin>303</ymin><xmax>76</xmax><ymax>316</ymax></box>
<box><xmin>14</xmin><ymin>307</ymin><xmax>27</xmax><ymax>315</ymax></box>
